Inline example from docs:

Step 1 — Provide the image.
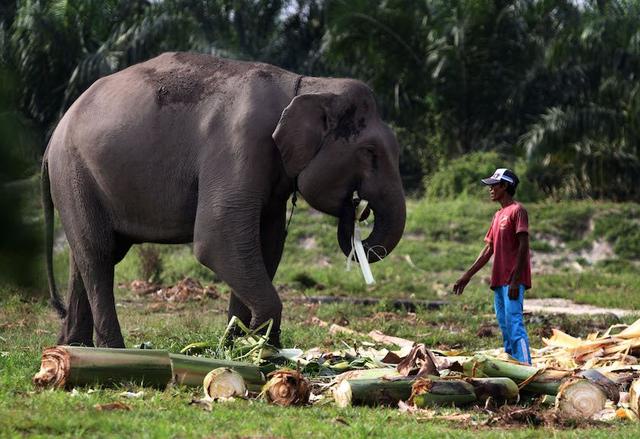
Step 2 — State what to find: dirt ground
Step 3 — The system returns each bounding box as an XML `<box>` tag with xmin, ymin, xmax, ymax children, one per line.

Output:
<box><xmin>524</xmin><ymin>298</ymin><xmax>633</xmax><ymax>318</ymax></box>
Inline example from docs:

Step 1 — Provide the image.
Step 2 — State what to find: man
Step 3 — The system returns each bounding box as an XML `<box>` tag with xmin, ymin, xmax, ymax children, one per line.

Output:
<box><xmin>453</xmin><ymin>168</ymin><xmax>532</xmax><ymax>364</ymax></box>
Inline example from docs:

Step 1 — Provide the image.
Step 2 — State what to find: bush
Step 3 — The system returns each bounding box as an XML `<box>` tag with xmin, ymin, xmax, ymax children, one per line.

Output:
<box><xmin>424</xmin><ymin>152</ymin><xmax>542</xmax><ymax>202</ymax></box>
<box><xmin>592</xmin><ymin>206</ymin><xmax>640</xmax><ymax>260</ymax></box>
<box><xmin>393</xmin><ymin>123</ymin><xmax>445</xmax><ymax>196</ymax></box>
<box><xmin>424</xmin><ymin>152</ymin><xmax>500</xmax><ymax>200</ymax></box>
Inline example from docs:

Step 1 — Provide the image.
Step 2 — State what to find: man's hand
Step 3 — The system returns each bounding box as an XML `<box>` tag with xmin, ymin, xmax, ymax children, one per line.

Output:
<box><xmin>453</xmin><ymin>243</ymin><xmax>492</xmax><ymax>296</ymax></box>
<box><xmin>508</xmin><ymin>280</ymin><xmax>520</xmax><ymax>300</ymax></box>
<box><xmin>453</xmin><ymin>274</ymin><xmax>471</xmax><ymax>295</ymax></box>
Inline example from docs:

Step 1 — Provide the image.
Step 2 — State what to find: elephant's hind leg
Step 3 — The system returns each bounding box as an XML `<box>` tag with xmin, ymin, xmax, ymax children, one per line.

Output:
<box><xmin>56</xmin><ymin>172</ymin><xmax>126</xmax><ymax>347</ymax></box>
<box><xmin>57</xmin><ymin>253</ymin><xmax>94</xmax><ymax>346</ymax></box>
<box><xmin>71</xmin><ymin>245</ymin><xmax>124</xmax><ymax>348</ymax></box>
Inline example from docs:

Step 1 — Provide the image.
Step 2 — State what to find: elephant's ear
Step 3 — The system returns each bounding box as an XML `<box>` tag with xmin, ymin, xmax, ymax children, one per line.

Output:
<box><xmin>272</xmin><ymin>93</ymin><xmax>337</xmax><ymax>178</ymax></box>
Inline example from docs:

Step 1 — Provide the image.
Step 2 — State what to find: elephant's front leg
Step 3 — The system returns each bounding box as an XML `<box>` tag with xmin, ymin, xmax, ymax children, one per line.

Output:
<box><xmin>255</xmin><ymin>202</ymin><xmax>288</xmax><ymax>342</ymax></box>
<box><xmin>260</xmin><ymin>203</ymin><xmax>287</xmax><ymax>281</ymax></box>
<box><xmin>194</xmin><ymin>200</ymin><xmax>283</xmax><ymax>347</ymax></box>
<box><xmin>225</xmin><ymin>203</ymin><xmax>287</xmax><ymax>342</ymax></box>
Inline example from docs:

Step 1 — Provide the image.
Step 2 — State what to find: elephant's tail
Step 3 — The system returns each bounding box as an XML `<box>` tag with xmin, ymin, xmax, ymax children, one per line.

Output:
<box><xmin>41</xmin><ymin>156</ymin><xmax>66</xmax><ymax>319</ymax></box>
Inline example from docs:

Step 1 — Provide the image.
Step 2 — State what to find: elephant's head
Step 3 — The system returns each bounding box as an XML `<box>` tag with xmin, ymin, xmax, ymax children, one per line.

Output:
<box><xmin>272</xmin><ymin>79</ymin><xmax>406</xmax><ymax>263</ymax></box>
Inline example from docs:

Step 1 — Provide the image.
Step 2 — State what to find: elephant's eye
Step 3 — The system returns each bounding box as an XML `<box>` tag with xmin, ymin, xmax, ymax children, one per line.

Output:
<box><xmin>359</xmin><ymin>146</ymin><xmax>378</xmax><ymax>170</ymax></box>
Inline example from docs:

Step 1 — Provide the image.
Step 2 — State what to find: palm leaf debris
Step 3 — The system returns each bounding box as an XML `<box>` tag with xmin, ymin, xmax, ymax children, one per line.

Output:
<box><xmin>32</xmin><ymin>317</ymin><xmax>640</xmax><ymax>422</ymax></box>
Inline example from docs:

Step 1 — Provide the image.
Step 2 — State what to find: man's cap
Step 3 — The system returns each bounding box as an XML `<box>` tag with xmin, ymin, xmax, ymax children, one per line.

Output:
<box><xmin>481</xmin><ymin>168</ymin><xmax>519</xmax><ymax>186</ymax></box>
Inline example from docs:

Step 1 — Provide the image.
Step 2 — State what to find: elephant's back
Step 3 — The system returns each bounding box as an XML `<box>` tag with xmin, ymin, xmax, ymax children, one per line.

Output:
<box><xmin>56</xmin><ymin>52</ymin><xmax>295</xmax><ymax>155</ymax></box>
<box><xmin>110</xmin><ymin>52</ymin><xmax>293</xmax><ymax>109</ymax></box>
<box><xmin>46</xmin><ymin>52</ymin><xmax>295</xmax><ymax>242</ymax></box>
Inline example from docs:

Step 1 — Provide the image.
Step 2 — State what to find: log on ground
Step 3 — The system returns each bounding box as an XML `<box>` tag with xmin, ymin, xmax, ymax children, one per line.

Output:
<box><xmin>263</xmin><ymin>369</ymin><xmax>311</xmax><ymax>407</ymax></box>
<box><xmin>555</xmin><ymin>378</ymin><xmax>607</xmax><ymax>419</ymax></box>
<box><xmin>333</xmin><ymin>377</ymin><xmax>415</xmax><ymax>408</ymax></box>
<box><xmin>411</xmin><ymin>377</ymin><xmax>477</xmax><ymax>408</ymax></box>
<box><xmin>169</xmin><ymin>353</ymin><xmax>265</xmax><ymax>391</ymax></box>
<box><xmin>465</xmin><ymin>377</ymin><xmax>519</xmax><ymax>405</ymax></box>
<box><xmin>203</xmin><ymin>367</ymin><xmax>247</xmax><ymax>399</ymax></box>
<box><xmin>463</xmin><ymin>354</ymin><xmax>571</xmax><ymax>395</ymax></box>
<box><xmin>629</xmin><ymin>378</ymin><xmax>640</xmax><ymax>416</ymax></box>
<box><xmin>33</xmin><ymin>346</ymin><xmax>172</xmax><ymax>389</ymax></box>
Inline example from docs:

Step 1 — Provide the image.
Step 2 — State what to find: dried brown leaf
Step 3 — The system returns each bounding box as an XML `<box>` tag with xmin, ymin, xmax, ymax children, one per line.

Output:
<box><xmin>94</xmin><ymin>402</ymin><xmax>131</xmax><ymax>411</ymax></box>
<box><xmin>397</xmin><ymin>344</ymin><xmax>439</xmax><ymax>377</ymax></box>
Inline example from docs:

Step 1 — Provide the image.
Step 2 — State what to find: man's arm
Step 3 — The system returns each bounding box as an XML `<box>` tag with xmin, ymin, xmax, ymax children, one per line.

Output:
<box><xmin>453</xmin><ymin>242</ymin><xmax>493</xmax><ymax>295</ymax></box>
<box><xmin>507</xmin><ymin>232</ymin><xmax>529</xmax><ymax>299</ymax></box>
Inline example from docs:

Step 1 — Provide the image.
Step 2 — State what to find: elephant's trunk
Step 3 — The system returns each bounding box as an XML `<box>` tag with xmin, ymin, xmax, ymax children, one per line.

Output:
<box><xmin>337</xmin><ymin>188</ymin><xmax>406</xmax><ymax>263</ymax></box>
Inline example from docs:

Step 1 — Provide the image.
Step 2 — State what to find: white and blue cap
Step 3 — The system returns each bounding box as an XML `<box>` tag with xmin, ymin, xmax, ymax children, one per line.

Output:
<box><xmin>481</xmin><ymin>168</ymin><xmax>519</xmax><ymax>186</ymax></box>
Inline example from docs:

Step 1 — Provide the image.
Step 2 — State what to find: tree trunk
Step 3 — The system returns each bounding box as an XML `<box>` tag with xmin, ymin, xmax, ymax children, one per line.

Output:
<box><xmin>463</xmin><ymin>354</ymin><xmax>571</xmax><ymax>395</ymax></box>
<box><xmin>465</xmin><ymin>377</ymin><xmax>519</xmax><ymax>405</ymax></box>
<box><xmin>33</xmin><ymin>346</ymin><xmax>172</xmax><ymax>389</ymax></box>
<box><xmin>629</xmin><ymin>379</ymin><xmax>640</xmax><ymax>416</ymax></box>
<box><xmin>203</xmin><ymin>367</ymin><xmax>247</xmax><ymax>399</ymax></box>
<box><xmin>411</xmin><ymin>378</ymin><xmax>477</xmax><ymax>408</ymax></box>
<box><xmin>263</xmin><ymin>369</ymin><xmax>310</xmax><ymax>406</ymax></box>
<box><xmin>335</xmin><ymin>368</ymin><xmax>401</xmax><ymax>382</ymax></box>
<box><xmin>32</xmin><ymin>347</ymin><xmax>266</xmax><ymax>391</ymax></box>
<box><xmin>333</xmin><ymin>377</ymin><xmax>415</xmax><ymax>407</ymax></box>
<box><xmin>555</xmin><ymin>378</ymin><xmax>607</xmax><ymax>419</ymax></box>
<box><xmin>169</xmin><ymin>353</ymin><xmax>265</xmax><ymax>391</ymax></box>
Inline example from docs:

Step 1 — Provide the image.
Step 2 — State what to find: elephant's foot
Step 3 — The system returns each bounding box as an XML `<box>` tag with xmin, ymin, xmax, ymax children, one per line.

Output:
<box><xmin>66</xmin><ymin>339</ymin><xmax>95</xmax><ymax>347</ymax></box>
<box><xmin>224</xmin><ymin>321</ymin><xmax>281</xmax><ymax>348</ymax></box>
<box><xmin>224</xmin><ymin>325</ymin><xmax>246</xmax><ymax>347</ymax></box>
<box><xmin>268</xmin><ymin>329</ymin><xmax>282</xmax><ymax>349</ymax></box>
<box><xmin>57</xmin><ymin>329</ymin><xmax>94</xmax><ymax>347</ymax></box>
<box><xmin>95</xmin><ymin>330</ymin><xmax>125</xmax><ymax>348</ymax></box>
<box><xmin>251</xmin><ymin>324</ymin><xmax>281</xmax><ymax>348</ymax></box>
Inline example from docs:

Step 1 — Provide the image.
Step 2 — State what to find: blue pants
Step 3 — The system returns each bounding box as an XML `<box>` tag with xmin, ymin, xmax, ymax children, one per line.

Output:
<box><xmin>493</xmin><ymin>285</ymin><xmax>531</xmax><ymax>365</ymax></box>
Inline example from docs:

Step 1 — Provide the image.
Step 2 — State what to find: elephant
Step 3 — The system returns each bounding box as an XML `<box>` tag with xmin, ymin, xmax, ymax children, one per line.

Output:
<box><xmin>42</xmin><ymin>52</ymin><xmax>406</xmax><ymax>348</ymax></box>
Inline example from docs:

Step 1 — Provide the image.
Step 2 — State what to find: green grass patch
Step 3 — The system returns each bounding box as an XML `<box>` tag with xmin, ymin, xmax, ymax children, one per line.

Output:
<box><xmin>2</xmin><ymin>199</ymin><xmax>640</xmax><ymax>436</ymax></box>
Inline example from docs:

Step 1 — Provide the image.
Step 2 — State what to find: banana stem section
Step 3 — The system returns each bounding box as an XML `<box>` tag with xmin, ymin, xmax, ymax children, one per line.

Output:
<box><xmin>33</xmin><ymin>346</ymin><xmax>266</xmax><ymax>391</ymax></box>
<box><xmin>463</xmin><ymin>354</ymin><xmax>571</xmax><ymax>395</ymax></box>
<box><xmin>411</xmin><ymin>378</ymin><xmax>477</xmax><ymax>408</ymax></box>
<box><xmin>333</xmin><ymin>378</ymin><xmax>415</xmax><ymax>408</ymax></box>
<box><xmin>555</xmin><ymin>378</ymin><xmax>607</xmax><ymax>419</ymax></box>
<box><xmin>33</xmin><ymin>346</ymin><xmax>172</xmax><ymax>389</ymax></box>
<box><xmin>465</xmin><ymin>377</ymin><xmax>519</xmax><ymax>405</ymax></box>
<box><xmin>203</xmin><ymin>368</ymin><xmax>247</xmax><ymax>399</ymax></box>
<box><xmin>169</xmin><ymin>353</ymin><xmax>265</xmax><ymax>391</ymax></box>
<box><xmin>629</xmin><ymin>379</ymin><xmax>640</xmax><ymax>416</ymax></box>
<box><xmin>262</xmin><ymin>369</ymin><xmax>311</xmax><ymax>406</ymax></box>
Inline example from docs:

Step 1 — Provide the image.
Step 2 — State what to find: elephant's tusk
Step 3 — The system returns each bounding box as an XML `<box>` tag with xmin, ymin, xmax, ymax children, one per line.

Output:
<box><xmin>346</xmin><ymin>191</ymin><xmax>375</xmax><ymax>285</ymax></box>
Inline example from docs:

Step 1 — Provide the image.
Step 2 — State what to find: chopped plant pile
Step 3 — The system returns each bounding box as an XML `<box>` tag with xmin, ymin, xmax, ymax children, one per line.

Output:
<box><xmin>32</xmin><ymin>317</ymin><xmax>640</xmax><ymax>427</ymax></box>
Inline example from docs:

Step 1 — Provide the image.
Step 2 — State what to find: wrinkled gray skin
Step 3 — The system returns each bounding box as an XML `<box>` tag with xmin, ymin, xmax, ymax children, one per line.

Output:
<box><xmin>42</xmin><ymin>52</ymin><xmax>406</xmax><ymax>348</ymax></box>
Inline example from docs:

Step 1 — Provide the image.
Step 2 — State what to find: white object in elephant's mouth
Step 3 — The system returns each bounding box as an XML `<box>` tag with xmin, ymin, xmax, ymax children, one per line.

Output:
<box><xmin>346</xmin><ymin>191</ymin><xmax>375</xmax><ymax>285</ymax></box>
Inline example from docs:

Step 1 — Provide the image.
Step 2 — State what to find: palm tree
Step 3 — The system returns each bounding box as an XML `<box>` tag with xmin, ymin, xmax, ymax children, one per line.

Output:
<box><xmin>9</xmin><ymin>0</ymin><xmax>329</xmax><ymax>143</ymax></box>
<box><xmin>323</xmin><ymin>0</ymin><xmax>558</xmax><ymax>189</ymax></box>
<box><xmin>10</xmin><ymin>0</ymin><xmax>197</xmax><ymax>140</ymax></box>
<box><xmin>521</xmin><ymin>0</ymin><xmax>640</xmax><ymax>199</ymax></box>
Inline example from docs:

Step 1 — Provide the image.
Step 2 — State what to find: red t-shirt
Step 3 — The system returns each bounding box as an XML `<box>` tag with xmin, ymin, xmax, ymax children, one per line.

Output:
<box><xmin>484</xmin><ymin>202</ymin><xmax>532</xmax><ymax>289</ymax></box>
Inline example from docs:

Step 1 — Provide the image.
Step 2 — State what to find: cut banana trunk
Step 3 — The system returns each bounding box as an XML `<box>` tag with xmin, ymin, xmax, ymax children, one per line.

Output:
<box><xmin>203</xmin><ymin>367</ymin><xmax>247</xmax><ymax>400</ymax></box>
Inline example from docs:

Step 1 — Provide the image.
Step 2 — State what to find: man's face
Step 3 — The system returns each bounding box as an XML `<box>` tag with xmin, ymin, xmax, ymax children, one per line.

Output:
<box><xmin>489</xmin><ymin>182</ymin><xmax>508</xmax><ymax>201</ymax></box>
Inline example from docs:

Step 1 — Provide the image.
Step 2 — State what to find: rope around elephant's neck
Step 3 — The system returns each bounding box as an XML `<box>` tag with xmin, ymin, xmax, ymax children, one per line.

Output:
<box><xmin>283</xmin><ymin>76</ymin><xmax>304</xmax><ymax>238</ymax></box>
<box><xmin>284</xmin><ymin>177</ymin><xmax>298</xmax><ymax>238</ymax></box>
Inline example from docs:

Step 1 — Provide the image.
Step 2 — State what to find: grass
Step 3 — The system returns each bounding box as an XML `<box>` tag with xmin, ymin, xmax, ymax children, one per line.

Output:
<box><xmin>2</xmin><ymin>198</ymin><xmax>640</xmax><ymax>437</ymax></box>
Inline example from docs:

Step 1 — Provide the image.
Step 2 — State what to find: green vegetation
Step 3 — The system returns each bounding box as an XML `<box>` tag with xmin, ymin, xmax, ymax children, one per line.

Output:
<box><xmin>2</xmin><ymin>199</ymin><xmax>640</xmax><ymax>436</ymax></box>
<box><xmin>3</xmin><ymin>1</ymin><xmax>640</xmax><ymax>436</ymax></box>
<box><xmin>592</xmin><ymin>205</ymin><xmax>640</xmax><ymax>259</ymax></box>
<box><xmin>2</xmin><ymin>0</ymin><xmax>640</xmax><ymax>198</ymax></box>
